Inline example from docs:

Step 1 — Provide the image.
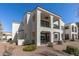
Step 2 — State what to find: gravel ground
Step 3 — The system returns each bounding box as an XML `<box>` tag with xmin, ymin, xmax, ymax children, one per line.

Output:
<box><xmin>0</xmin><ymin>40</ymin><xmax>79</xmax><ymax>56</ymax></box>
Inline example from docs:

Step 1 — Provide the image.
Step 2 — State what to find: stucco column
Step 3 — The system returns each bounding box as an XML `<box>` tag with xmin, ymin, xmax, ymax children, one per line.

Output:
<box><xmin>59</xmin><ymin>32</ymin><xmax>62</xmax><ymax>41</ymax></box>
<box><xmin>36</xmin><ymin>10</ymin><xmax>41</xmax><ymax>46</ymax></box>
<box><xmin>77</xmin><ymin>27</ymin><xmax>78</xmax><ymax>39</ymax></box>
<box><xmin>51</xmin><ymin>32</ymin><xmax>53</xmax><ymax>42</ymax></box>
<box><xmin>59</xmin><ymin>19</ymin><xmax>62</xmax><ymax>41</ymax></box>
<box><xmin>50</xmin><ymin>15</ymin><xmax>54</xmax><ymax>42</ymax></box>
<box><xmin>70</xmin><ymin>26</ymin><xmax>72</xmax><ymax>40</ymax></box>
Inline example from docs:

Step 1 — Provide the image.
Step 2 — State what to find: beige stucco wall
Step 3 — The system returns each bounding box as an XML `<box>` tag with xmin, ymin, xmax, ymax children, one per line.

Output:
<box><xmin>64</xmin><ymin>23</ymin><xmax>78</xmax><ymax>40</ymax></box>
<box><xmin>12</xmin><ymin>22</ymin><xmax>20</xmax><ymax>40</ymax></box>
<box><xmin>12</xmin><ymin>7</ymin><xmax>65</xmax><ymax>46</ymax></box>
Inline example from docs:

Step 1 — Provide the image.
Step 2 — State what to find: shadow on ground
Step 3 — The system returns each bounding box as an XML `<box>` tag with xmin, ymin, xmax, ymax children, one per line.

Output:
<box><xmin>36</xmin><ymin>51</ymin><xmax>58</xmax><ymax>56</ymax></box>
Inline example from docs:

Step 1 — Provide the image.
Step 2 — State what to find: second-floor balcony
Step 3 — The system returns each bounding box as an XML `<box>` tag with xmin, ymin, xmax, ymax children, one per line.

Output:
<box><xmin>40</xmin><ymin>12</ymin><xmax>60</xmax><ymax>29</ymax></box>
<box><xmin>41</xmin><ymin>20</ymin><xmax>50</xmax><ymax>28</ymax></box>
<box><xmin>53</xmin><ymin>24</ymin><xmax>60</xmax><ymax>29</ymax></box>
<box><xmin>40</xmin><ymin>12</ymin><xmax>51</xmax><ymax>28</ymax></box>
<box><xmin>53</xmin><ymin>16</ymin><xmax>60</xmax><ymax>29</ymax></box>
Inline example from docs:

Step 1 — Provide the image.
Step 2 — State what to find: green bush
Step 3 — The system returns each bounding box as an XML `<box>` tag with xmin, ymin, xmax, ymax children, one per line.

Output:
<box><xmin>47</xmin><ymin>42</ymin><xmax>53</xmax><ymax>47</ymax></box>
<box><xmin>23</xmin><ymin>44</ymin><xmax>36</xmax><ymax>51</ymax></box>
<box><xmin>66</xmin><ymin>45</ymin><xmax>79</xmax><ymax>56</ymax></box>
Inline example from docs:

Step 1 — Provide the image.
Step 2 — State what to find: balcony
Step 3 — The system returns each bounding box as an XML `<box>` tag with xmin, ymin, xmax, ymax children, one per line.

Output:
<box><xmin>53</xmin><ymin>16</ymin><xmax>60</xmax><ymax>29</ymax></box>
<box><xmin>53</xmin><ymin>24</ymin><xmax>60</xmax><ymax>29</ymax></box>
<box><xmin>41</xmin><ymin>20</ymin><xmax>50</xmax><ymax>28</ymax></box>
<box><xmin>41</xmin><ymin>12</ymin><xmax>50</xmax><ymax>28</ymax></box>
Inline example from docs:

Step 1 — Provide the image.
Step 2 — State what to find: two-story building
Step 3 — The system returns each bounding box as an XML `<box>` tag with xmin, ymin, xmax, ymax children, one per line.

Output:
<box><xmin>12</xmin><ymin>7</ymin><xmax>65</xmax><ymax>46</ymax></box>
<box><xmin>64</xmin><ymin>23</ymin><xmax>78</xmax><ymax>40</ymax></box>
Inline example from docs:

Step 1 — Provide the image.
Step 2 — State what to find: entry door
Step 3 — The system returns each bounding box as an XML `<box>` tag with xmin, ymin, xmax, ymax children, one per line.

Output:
<box><xmin>41</xmin><ymin>33</ymin><xmax>50</xmax><ymax>44</ymax></box>
<box><xmin>72</xmin><ymin>34</ymin><xmax>74</xmax><ymax>40</ymax></box>
<box><xmin>54</xmin><ymin>33</ymin><xmax>59</xmax><ymax>41</ymax></box>
<box><xmin>41</xmin><ymin>33</ymin><xmax>46</xmax><ymax>44</ymax></box>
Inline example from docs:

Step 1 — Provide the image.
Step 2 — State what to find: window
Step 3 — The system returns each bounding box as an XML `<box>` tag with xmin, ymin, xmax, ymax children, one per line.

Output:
<box><xmin>75</xmin><ymin>27</ymin><xmax>77</xmax><ymax>32</ymax></box>
<box><xmin>65</xmin><ymin>26</ymin><xmax>69</xmax><ymax>29</ymax></box>
<box><xmin>72</xmin><ymin>25</ymin><xmax>74</xmax><ymax>32</ymax></box>
<box><xmin>54</xmin><ymin>34</ymin><xmax>57</xmax><ymax>38</ymax></box>
<box><xmin>65</xmin><ymin>34</ymin><xmax>69</xmax><ymax>39</ymax></box>
<box><xmin>41</xmin><ymin>20</ymin><xmax>50</xmax><ymax>27</ymax></box>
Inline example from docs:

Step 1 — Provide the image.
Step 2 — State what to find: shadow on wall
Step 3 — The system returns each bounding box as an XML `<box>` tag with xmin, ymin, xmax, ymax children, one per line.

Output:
<box><xmin>13</xmin><ymin>21</ymin><xmax>32</xmax><ymax>45</ymax></box>
<box><xmin>13</xmin><ymin>10</ymin><xmax>37</xmax><ymax>45</ymax></box>
<box><xmin>12</xmin><ymin>22</ymin><xmax>24</xmax><ymax>45</ymax></box>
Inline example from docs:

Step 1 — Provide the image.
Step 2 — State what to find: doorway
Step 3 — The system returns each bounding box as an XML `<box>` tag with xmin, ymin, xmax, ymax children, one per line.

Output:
<box><xmin>41</xmin><ymin>32</ymin><xmax>50</xmax><ymax>44</ymax></box>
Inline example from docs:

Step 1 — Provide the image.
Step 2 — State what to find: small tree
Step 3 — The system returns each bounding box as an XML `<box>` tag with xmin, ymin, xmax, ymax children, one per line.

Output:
<box><xmin>0</xmin><ymin>22</ymin><xmax>3</xmax><ymax>40</ymax></box>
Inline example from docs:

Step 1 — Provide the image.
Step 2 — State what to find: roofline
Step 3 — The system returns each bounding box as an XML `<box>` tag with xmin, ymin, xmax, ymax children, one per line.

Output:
<box><xmin>36</xmin><ymin>7</ymin><xmax>61</xmax><ymax>18</ymax></box>
<box><xmin>66</xmin><ymin>22</ymin><xmax>76</xmax><ymax>25</ymax></box>
<box><xmin>27</xmin><ymin>12</ymin><xmax>31</xmax><ymax>14</ymax></box>
<box><xmin>12</xmin><ymin>22</ymin><xmax>20</xmax><ymax>24</ymax></box>
<box><xmin>65</xmin><ymin>23</ymin><xmax>78</xmax><ymax>26</ymax></box>
<box><xmin>24</xmin><ymin>7</ymin><xmax>61</xmax><ymax>18</ymax></box>
<box><xmin>23</xmin><ymin>7</ymin><xmax>64</xmax><ymax>24</ymax></box>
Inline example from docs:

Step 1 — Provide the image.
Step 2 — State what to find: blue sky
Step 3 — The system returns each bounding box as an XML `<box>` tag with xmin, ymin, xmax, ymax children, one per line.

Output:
<box><xmin>0</xmin><ymin>3</ymin><xmax>79</xmax><ymax>32</ymax></box>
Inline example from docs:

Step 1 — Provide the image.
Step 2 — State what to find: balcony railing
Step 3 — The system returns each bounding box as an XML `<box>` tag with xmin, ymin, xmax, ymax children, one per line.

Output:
<box><xmin>53</xmin><ymin>24</ymin><xmax>60</xmax><ymax>29</ymax></box>
<box><xmin>41</xmin><ymin>20</ymin><xmax>50</xmax><ymax>28</ymax></box>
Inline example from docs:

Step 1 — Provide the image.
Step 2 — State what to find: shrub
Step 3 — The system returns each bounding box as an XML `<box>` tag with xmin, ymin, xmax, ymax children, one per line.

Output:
<box><xmin>57</xmin><ymin>41</ymin><xmax>63</xmax><ymax>45</ymax></box>
<box><xmin>23</xmin><ymin>44</ymin><xmax>36</xmax><ymax>51</ymax></box>
<box><xmin>65</xmin><ymin>45</ymin><xmax>79</xmax><ymax>56</ymax></box>
<box><xmin>7</xmin><ymin>38</ymin><xmax>12</xmax><ymax>42</ymax></box>
<box><xmin>7</xmin><ymin>38</ymin><xmax>13</xmax><ymax>44</ymax></box>
<box><xmin>73</xmin><ymin>48</ymin><xmax>79</xmax><ymax>56</ymax></box>
<box><xmin>47</xmin><ymin>42</ymin><xmax>53</xmax><ymax>47</ymax></box>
